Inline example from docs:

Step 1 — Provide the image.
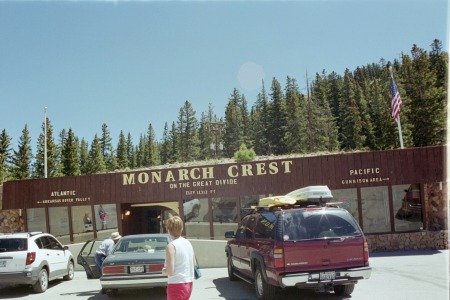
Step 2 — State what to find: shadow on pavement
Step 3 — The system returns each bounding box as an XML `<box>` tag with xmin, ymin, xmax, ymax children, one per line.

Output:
<box><xmin>0</xmin><ymin>279</ymin><xmax>65</xmax><ymax>299</ymax></box>
<box><xmin>0</xmin><ymin>284</ymin><xmax>167</xmax><ymax>300</ymax></box>
<box><xmin>213</xmin><ymin>276</ymin><xmax>352</xmax><ymax>300</ymax></box>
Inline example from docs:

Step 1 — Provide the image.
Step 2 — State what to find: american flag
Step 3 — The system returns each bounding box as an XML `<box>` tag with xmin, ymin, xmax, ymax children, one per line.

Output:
<box><xmin>390</xmin><ymin>75</ymin><xmax>402</xmax><ymax>123</ymax></box>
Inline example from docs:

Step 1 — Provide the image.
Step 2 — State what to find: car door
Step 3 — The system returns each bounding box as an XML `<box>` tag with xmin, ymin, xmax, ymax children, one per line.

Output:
<box><xmin>77</xmin><ymin>240</ymin><xmax>103</xmax><ymax>279</ymax></box>
<box><xmin>37</xmin><ymin>236</ymin><xmax>66</xmax><ymax>278</ymax></box>
<box><xmin>228</xmin><ymin>217</ymin><xmax>249</xmax><ymax>272</ymax></box>
<box><xmin>239</xmin><ymin>216</ymin><xmax>257</xmax><ymax>277</ymax></box>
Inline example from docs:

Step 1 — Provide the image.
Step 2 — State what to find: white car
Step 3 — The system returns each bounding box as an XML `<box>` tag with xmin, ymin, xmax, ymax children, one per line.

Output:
<box><xmin>0</xmin><ymin>232</ymin><xmax>74</xmax><ymax>293</ymax></box>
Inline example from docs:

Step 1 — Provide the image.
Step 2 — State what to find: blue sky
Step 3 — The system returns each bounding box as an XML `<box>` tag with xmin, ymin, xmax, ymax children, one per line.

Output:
<box><xmin>1</xmin><ymin>0</ymin><xmax>448</xmax><ymax>152</ymax></box>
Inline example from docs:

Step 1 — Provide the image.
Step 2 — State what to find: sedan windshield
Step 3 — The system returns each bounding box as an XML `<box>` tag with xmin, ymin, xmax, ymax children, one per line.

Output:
<box><xmin>113</xmin><ymin>237</ymin><xmax>168</xmax><ymax>254</ymax></box>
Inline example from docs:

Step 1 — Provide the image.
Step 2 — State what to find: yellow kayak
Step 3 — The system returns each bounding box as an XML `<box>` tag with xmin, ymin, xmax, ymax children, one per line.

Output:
<box><xmin>258</xmin><ymin>195</ymin><xmax>297</xmax><ymax>206</ymax></box>
<box><xmin>258</xmin><ymin>186</ymin><xmax>333</xmax><ymax>207</ymax></box>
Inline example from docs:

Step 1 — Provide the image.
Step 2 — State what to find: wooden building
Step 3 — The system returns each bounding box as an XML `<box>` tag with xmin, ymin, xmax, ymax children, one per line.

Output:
<box><xmin>1</xmin><ymin>146</ymin><xmax>447</xmax><ymax>251</ymax></box>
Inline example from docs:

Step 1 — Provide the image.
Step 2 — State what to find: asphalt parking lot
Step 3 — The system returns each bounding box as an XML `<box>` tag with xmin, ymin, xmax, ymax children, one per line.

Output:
<box><xmin>0</xmin><ymin>249</ymin><xmax>448</xmax><ymax>300</ymax></box>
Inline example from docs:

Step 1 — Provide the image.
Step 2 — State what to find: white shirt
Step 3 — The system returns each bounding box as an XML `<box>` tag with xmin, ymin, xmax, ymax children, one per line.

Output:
<box><xmin>168</xmin><ymin>237</ymin><xmax>194</xmax><ymax>284</ymax></box>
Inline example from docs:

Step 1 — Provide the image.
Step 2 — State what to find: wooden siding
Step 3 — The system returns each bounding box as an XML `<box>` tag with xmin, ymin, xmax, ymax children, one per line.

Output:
<box><xmin>2</xmin><ymin>146</ymin><xmax>445</xmax><ymax>209</ymax></box>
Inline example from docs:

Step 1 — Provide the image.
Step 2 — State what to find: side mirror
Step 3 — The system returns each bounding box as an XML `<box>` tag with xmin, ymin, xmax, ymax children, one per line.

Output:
<box><xmin>225</xmin><ymin>231</ymin><xmax>235</xmax><ymax>239</ymax></box>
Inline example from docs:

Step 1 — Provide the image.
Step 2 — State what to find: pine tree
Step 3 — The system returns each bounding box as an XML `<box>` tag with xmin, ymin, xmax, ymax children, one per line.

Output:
<box><xmin>240</xmin><ymin>95</ymin><xmax>251</xmax><ymax>148</ymax></box>
<box><xmin>366</xmin><ymin>72</ymin><xmax>398</xmax><ymax>149</ymax></box>
<box><xmin>284</xmin><ymin>76</ymin><xmax>306</xmax><ymax>153</ymax></box>
<box><xmin>0</xmin><ymin>129</ymin><xmax>12</xmax><ymax>183</ymax></box>
<box><xmin>168</xmin><ymin>122</ymin><xmax>178</xmax><ymax>163</ymax></box>
<box><xmin>267</xmin><ymin>77</ymin><xmax>287</xmax><ymax>154</ymax></box>
<box><xmin>87</xmin><ymin>134</ymin><xmax>106</xmax><ymax>174</ymax></box>
<box><xmin>303</xmin><ymin>80</ymin><xmax>322</xmax><ymax>152</ymax></box>
<box><xmin>401</xmin><ymin>44</ymin><xmax>446</xmax><ymax>146</ymax></box>
<box><xmin>354</xmin><ymin>80</ymin><xmax>375</xmax><ymax>149</ymax></box>
<box><xmin>198</xmin><ymin>104</ymin><xmax>220</xmax><ymax>160</ymax></box>
<box><xmin>177</xmin><ymin>100</ymin><xmax>199</xmax><ymax>162</ymax></box>
<box><xmin>126</xmin><ymin>133</ymin><xmax>136</xmax><ymax>169</ymax></box>
<box><xmin>429</xmin><ymin>39</ymin><xmax>447</xmax><ymax>89</ymax></box>
<box><xmin>100</xmin><ymin>123</ymin><xmax>117</xmax><ymax>171</ymax></box>
<box><xmin>11</xmin><ymin>125</ymin><xmax>33</xmax><ymax>179</ymax></box>
<box><xmin>136</xmin><ymin>134</ymin><xmax>146</xmax><ymax>167</ymax></box>
<box><xmin>145</xmin><ymin>124</ymin><xmax>160</xmax><ymax>166</ymax></box>
<box><xmin>339</xmin><ymin>70</ymin><xmax>365</xmax><ymax>150</ymax></box>
<box><xmin>223</xmin><ymin>89</ymin><xmax>243</xmax><ymax>157</ymax></box>
<box><xmin>160</xmin><ymin>123</ymin><xmax>170</xmax><ymax>164</ymax></box>
<box><xmin>61</xmin><ymin>128</ymin><xmax>80</xmax><ymax>176</ymax></box>
<box><xmin>79</xmin><ymin>138</ymin><xmax>89</xmax><ymax>175</ymax></box>
<box><xmin>250</xmin><ymin>81</ymin><xmax>270</xmax><ymax>155</ymax></box>
<box><xmin>310</xmin><ymin>72</ymin><xmax>340</xmax><ymax>151</ymax></box>
<box><xmin>116</xmin><ymin>130</ymin><xmax>129</xmax><ymax>169</ymax></box>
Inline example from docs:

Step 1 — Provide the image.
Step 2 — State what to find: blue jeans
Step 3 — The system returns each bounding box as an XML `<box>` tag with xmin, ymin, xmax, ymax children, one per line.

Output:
<box><xmin>95</xmin><ymin>253</ymin><xmax>106</xmax><ymax>276</ymax></box>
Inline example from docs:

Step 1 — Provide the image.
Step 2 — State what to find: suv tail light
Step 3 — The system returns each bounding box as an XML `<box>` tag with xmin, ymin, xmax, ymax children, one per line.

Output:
<box><xmin>273</xmin><ymin>248</ymin><xmax>284</xmax><ymax>268</ymax></box>
<box><xmin>363</xmin><ymin>241</ymin><xmax>369</xmax><ymax>266</ymax></box>
<box><xmin>26</xmin><ymin>252</ymin><xmax>36</xmax><ymax>265</ymax></box>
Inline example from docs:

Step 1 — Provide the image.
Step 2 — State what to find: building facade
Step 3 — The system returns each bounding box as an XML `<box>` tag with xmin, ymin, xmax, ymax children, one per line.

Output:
<box><xmin>0</xmin><ymin>146</ymin><xmax>447</xmax><ymax>251</ymax></box>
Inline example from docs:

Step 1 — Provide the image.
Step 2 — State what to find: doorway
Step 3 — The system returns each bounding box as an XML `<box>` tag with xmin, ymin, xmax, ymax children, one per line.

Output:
<box><xmin>147</xmin><ymin>209</ymin><xmax>162</xmax><ymax>233</ymax></box>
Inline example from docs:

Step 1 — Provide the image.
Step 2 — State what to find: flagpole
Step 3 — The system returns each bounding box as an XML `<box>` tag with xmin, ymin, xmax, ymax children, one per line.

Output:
<box><xmin>389</xmin><ymin>66</ymin><xmax>404</xmax><ymax>149</ymax></box>
<box><xmin>44</xmin><ymin>107</ymin><xmax>47</xmax><ymax>178</ymax></box>
<box><xmin>397</xmin><ymin>116</ymin><xmax>404</xmax><ymax>149</ymax></box>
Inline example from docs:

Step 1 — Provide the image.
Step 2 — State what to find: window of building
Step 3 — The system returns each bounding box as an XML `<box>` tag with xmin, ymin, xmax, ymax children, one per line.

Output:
<box><xmin>48</xmin><ymin>207</ymin><xmax>70</xmax><ymax>243</ymax></box>
<box><xmin>331</xmin><ymin>188</ymin><xmax>359</xmax><ymax>223</ymax></box>
<box><xmin>361</xmin><ymin>186</ymin><xmax>390</xmax><ymax>233</ymax></box>
<box><xmin>71</xmin><ymin>205</ymin><xmax>94</xmax><ymax>243</ymax></box>
<box><xmin>184</xmin><ymin>198</ymin><xmax>209</xmax><ymax>239</ymax></box>
<box><xmin>393</xmin><ymin>184</ymin><xmax>423</xmax><ymax>232</ymax></box>
<box><xmin>212</xmin><ymin>197</ymin><xmax>238</xmax><ymax>240</ymax></box>
<box><xmin>94</xmin><ymin>204</ymin><xmax>118</xmax><ymax>234</ymax></box>
<box><xmin>26</xmin><ymin>208</ymin><xmax>46</xmax><ymax>232</ymax></box>
<box><xmin>240</xmin><ymin>195</ymin><xmax>264</xmax><ymax>219</ymax></box>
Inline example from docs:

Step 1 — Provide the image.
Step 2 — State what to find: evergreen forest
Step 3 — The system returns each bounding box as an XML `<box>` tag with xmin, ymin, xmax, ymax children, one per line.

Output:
<box><xmin>0</xmin><ymin>40</ymin><xmax>447</xmax><ymax>183</ymax></box>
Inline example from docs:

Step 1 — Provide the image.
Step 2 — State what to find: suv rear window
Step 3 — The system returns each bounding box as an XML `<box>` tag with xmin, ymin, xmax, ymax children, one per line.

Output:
<box><xmin>282</xmin><ymin>209</ymin><xmax>362</xmax><ymax>241</ymax></box>
<box><xmin>0</xmin><ymin>238</ymin><xmax>27</xmax><ymax>252</ymax></box>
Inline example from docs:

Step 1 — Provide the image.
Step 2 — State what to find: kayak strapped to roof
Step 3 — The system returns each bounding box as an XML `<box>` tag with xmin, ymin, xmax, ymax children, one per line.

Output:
<box><xmin>258</xmin><ymin>185</ymin><xmax>333</xmax><ymax>207</ymax></box>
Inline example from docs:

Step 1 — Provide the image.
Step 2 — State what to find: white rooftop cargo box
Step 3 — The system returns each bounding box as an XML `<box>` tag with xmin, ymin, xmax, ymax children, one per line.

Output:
<box><xmin>286</xmin><ymin>185</ymin><xmax>333</xmax><ymax>202</ymax></box>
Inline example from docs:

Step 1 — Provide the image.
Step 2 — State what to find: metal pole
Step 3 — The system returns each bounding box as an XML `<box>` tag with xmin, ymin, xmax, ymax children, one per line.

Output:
<box><xmin>44</xmin><ymin>107</ymin><xmax>47</xmax><ymax>178</ymax></box>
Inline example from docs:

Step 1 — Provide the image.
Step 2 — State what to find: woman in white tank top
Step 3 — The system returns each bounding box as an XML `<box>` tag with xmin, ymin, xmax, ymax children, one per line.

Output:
<box><xmin>162</xmin><ymin>216</ymin><xmax>195</xmax><ymax>300</ymax></box>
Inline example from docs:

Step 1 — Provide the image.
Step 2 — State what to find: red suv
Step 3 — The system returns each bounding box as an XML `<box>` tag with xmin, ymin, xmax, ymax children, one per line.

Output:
<box><xmin>225</xmin><ymin>190</ymin><xmax>371</xmax><ymax>299</ymax></box>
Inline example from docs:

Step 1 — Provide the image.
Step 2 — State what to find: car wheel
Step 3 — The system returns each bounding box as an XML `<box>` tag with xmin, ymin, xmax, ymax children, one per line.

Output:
<box><xmin>254</xmin><ymin>265</ymin><xmax>277</xmax><ymax>300</ymax></box>
<box><xmin>334</xmin><ymin>284</ymin><xmax>355</xmax><ymax>296</ymax></box>
<box><xmin>106</xmin><ymin>288</ymin><xmax>118</xmax><ymax>297</ymax></box>
<box><xmin>227</xmin><ymin>255</ymin><xmax>238</xmax><ymax>281</ymax></box>
<box><xmin>32</xmin><ymin>268</ymin><xmax>49</xmax><ymax>293</ymax></box>
<box><xmin>63</xmin><ymin>261</ymin><xmax>75</xmax><ymax>281</ymax></box>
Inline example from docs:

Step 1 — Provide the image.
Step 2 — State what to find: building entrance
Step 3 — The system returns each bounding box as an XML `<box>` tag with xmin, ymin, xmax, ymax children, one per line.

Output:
<box><xmin>147</xmin><ymin>209</ymin><xmax>162</xmax><ymax>233</ymax></box>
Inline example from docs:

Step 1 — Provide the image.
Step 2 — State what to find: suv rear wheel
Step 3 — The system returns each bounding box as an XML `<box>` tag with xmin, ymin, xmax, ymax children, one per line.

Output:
<box><xmin>254</xmin><ymin>265</ymin><xmax>277</xmax><ymax>300</ymax></box>
<box><xmin>32</xmin><ymin>268</ymin><xmax>49</xmax><ymax>293</ymax></box>
<box><xmin>334</xmin><ymin>284</ymin><xmax>355</xmax><ymax>296</ymax></box>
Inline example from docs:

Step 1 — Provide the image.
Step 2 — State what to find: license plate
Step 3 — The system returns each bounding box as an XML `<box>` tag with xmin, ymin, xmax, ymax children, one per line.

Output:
<box><xmin>129</xmin><ymin>266</ymin><xmax>145</xmax><ymax>273</ymax></box>
<box><xmin>319</xmin><ymin>271</ymin><xmax>336</xmax><ymax>281</ymax></box>
<box><xmin>0</xmin><ymin>260</ymin><xmax>6</xmax><ymax>267</ymax></box>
